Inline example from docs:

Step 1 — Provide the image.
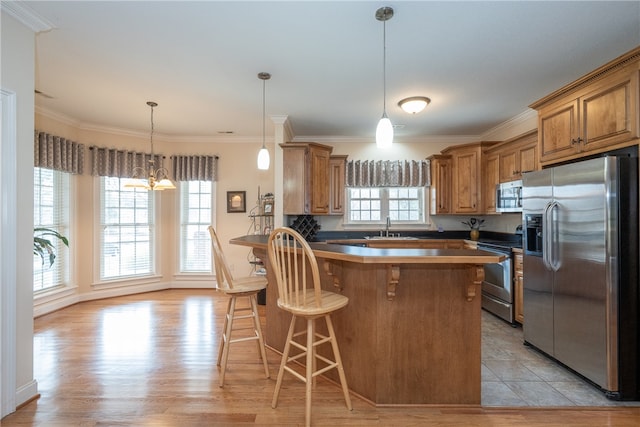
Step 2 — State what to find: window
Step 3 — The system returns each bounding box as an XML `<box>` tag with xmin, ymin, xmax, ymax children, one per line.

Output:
<box><xmin>179</xmin><ymin>181</ymin><xmax>214</xmax><ymax>273</ymax></box>
<box><xmin>347</xmin><ymin>187</ymin><xmax>426</xmax><ymax>224</ymax></box>
<box><xmin>33</xmin><ymin>167</ymin><xmax>70</xmax><ymax>292</ymax></box>
<box><xmin>99</xmin><ymin>177</ymin><xmax>154</xmax><ymax>280</ymax></box>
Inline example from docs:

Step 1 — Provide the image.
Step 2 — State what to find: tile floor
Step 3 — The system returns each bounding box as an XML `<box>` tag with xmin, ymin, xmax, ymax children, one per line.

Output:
<box><xmin>481</xmin><ymin>310</ymin><xmax>639</xmax><ymax>407</ymax></box>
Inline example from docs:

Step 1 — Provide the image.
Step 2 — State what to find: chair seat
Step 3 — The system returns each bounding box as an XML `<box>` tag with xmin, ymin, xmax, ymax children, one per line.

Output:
<box><xmin>277</xmin><ymin>290</ymin><xmax>348</xmax><ymax>317</ymax></box>
<box><xmin>218</xmin><ymin>276</ymin><xmax>267</xmax><ymax>295</ymax></box>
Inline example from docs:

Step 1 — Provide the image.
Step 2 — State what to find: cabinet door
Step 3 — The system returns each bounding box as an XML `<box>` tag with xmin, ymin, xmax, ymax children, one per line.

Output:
<box><xmin>329</xmin><ymin>156</ymin><xmax>346</xmax><ymax>214</ymax></box>
<box><xmin>499</xmin><ymin>150</ymin><xmax>517</xmax><ymax>182</ymax></box>
<box><xmin>581</xmin><ymin>71</ymin><xmax>639</xmax><ymax>152</ymax></box>
<box><xmin>483</xmin><ymin>154</ymin><xmax>499</xmax><ymax>213</ymax></box>
<box><xmin>282</xmin><ymin>146</ymin><xmax>308</xmax><ymax>214</ymax></box>
<box><xmin>452</xmin><ymin>148</ymin><xmax>480</xmax><ymax>214</ymax></box>
<box><xmin>309</xmin><ymin>146</ymin><xmax>331</xmax><ymax>214</ymax></box>
<box><xmin>518</xmin><ymin>143</ymin><xmax>537</xmax><ymax>175</ymax></box>
<box><xmin>429</xmin><ymin>156</ymin><xmax>451</xmax><ymax>214</ymax></box>
<box><xmin>514</xmin><ymin>252</ymin><xmax>524</xmax><ymax>324</ymax></box>
<box><xmin>539</xmin><ymin>99</ymin><xmax>580</xmax><ymax>163</ymax></box>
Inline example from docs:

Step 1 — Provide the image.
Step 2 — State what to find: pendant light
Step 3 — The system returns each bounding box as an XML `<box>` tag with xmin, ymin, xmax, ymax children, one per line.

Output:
<box><xmin>257</xmin><ymin>72</ymin><xmax>271</xmax><ymax>170</ymax></box>
<box><xmin>375</xmin><ymin>6</ymin><xmax>394</xmax><ymax>149</ymax></box>
<box><xmin>124</xmin><ymin>101</ymin><xmax>176</xmax><ymax>191</ymax></box>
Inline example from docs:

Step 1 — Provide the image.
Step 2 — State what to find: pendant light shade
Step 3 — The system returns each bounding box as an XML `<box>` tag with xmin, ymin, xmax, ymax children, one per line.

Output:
<box><xmin>257</xmin><ymin>146</ymin><xmax>270</xmax><ymax>170</ymax></box>
<box><xmin>257</xmin><ymin>72</ymin><xmax>271</xmax><ymax>170</ymax></box>
<box><xmin>376</xmin><ymin>114</ymin><xmax>393</xmax><ymax>149</ymax></box>
<box><xmin>375</xmin><ymin>6</ymin><xmax>394</xmax><ymax>149</ymax></box>
<box><xmin>124</xmin><ymin>101</ymin><xmax>176</xmax><ymax>191</ymax></box>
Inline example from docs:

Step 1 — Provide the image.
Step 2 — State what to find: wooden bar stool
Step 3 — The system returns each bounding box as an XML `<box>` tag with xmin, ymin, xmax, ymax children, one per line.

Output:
<box><xmin>267</xmin><ymin>227</ymin><xmax>352</xmax><ymax>427</ymax></box>
<box><xmin>208</xmin><ymin>225</ymin><xmax>270</xmax><ymax>387</ymax></box>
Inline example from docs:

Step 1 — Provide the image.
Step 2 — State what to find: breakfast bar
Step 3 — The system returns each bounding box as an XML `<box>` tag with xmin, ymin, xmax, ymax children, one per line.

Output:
<box><xmin>230</xmin><ymin>235</ymin><xmax>505</xmax><ymax>406</ymax></box>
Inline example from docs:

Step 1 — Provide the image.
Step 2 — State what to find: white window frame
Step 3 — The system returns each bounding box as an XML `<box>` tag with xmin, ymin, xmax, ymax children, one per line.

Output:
<box><xmin>33</xmin><ymin>167</ymin><xmax>70</xmax><ymax>293</ymax></box>
<box><xmin>345</xmin><ymin>186</ymin><xmax>429</xmax><ymax>227</ymax></box>
<box><xmin>177</xmin><ymin>180</ymin><xmax>216</xmax><ymax>274</ymax></box>
<box><xmin>96</xmin><ymin>176</ymin><xmax>157</xmax><ymax>284</ymax></box>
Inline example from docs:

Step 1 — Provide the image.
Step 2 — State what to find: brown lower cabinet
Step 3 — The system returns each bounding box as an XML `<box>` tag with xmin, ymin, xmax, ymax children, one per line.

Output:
<box><xmin>513</xmin><ymin>250</ymin><xmax>524</xmax><ymax>324</ymax></box>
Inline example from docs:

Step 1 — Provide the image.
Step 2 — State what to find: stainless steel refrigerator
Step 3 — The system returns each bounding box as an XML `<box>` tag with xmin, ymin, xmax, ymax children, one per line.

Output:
<box><xmin>522</xmin><ymin>155</ymin><xmax>639</xmax><ymax>400</ymax></box>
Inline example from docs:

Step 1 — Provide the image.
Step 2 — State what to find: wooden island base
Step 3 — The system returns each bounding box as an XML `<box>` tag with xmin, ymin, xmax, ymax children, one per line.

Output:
<box><xmin>231</xmin><ymin>236</ymin><xmax>503</xmax><ymax>406</ymax></box>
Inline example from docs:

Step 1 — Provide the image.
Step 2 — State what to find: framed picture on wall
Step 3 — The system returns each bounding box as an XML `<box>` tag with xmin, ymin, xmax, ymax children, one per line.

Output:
<box><xmin>226</xmin><ymin>191</ymin><xmax>246</xmax><ymax>213</ymax></box>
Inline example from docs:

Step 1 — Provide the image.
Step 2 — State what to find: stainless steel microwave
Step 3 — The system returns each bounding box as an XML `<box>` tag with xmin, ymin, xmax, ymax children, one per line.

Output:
<box><xmin>496</xmin><ymin>179</ymin><xmax>523</xmax><ymax>212</ymax></box>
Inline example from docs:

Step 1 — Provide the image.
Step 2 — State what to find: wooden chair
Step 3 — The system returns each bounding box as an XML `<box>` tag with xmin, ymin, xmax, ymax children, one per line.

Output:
<box><xmin>208</xmin><ymin>225</ymin><xmax>270</xmax><ymax>387</ymax></box>
<box><xmin>267</xmin><ymin>227</ymin><xmax>352</xmax><ymax>426</ymax></box>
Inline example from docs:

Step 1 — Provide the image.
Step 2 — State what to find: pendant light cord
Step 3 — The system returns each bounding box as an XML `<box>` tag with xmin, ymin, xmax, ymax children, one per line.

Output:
<box><xmin>382</xmin><ymin>16</ymin><xmax>387</xmax><ymax>117</ymax></box>
<box><xmin>262</xmin><ymin>78</ymin><xmax>266</xmax><ymax>148</ymax></box>
<box><xmin>150</xmin><ymin>104</ymin><xmax>155</xmax><ymax>157</ymax></box>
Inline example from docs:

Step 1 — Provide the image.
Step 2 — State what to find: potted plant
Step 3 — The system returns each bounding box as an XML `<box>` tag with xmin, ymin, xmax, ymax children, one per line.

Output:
<box><xmin>33</xmin><ymin>227</ymin><xmax>69</xmax><ymax>267</ymax></box>
<box><xmin>461</xmin><ymin>218</ymin><xmax>484</xmax><ymax>241</ymax></box>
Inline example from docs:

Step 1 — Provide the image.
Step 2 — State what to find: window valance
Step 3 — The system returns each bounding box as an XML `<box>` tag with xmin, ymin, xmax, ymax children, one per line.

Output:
<box><xmin>171</xmin><ymin>155</ymin><xmax>219</xmax><ymax>182</ymax></box>
<box><xmin>345</xmin><ymin>160</ymin><xmax>430</xmax><ymax>187</ymax></box>
<box><xmin>34</xmin><ymin>131</ymin><xmax>85</xmax><ymax>174</ymax></box>
<box><xmin>90</xmin><ymin>146</ymin><xmax>166</xmax><ymax>178</ymax></box>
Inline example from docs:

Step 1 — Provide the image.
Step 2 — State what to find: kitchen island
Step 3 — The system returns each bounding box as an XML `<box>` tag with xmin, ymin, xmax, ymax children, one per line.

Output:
<box><xmin>230</xmin><ymin>235</ymin><xmax>504</xmax><ymax>406</ymax></box>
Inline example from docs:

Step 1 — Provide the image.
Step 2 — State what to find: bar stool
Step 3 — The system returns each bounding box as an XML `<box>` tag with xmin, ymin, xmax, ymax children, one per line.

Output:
<box><xmin>208</xmin><ymin>225</ymin><xmax>270</xmax><ymax>387</ymax></box>
<box><xmin>267</xmin><ymin>227</ymin><xmax>352</xmax><ymax>427</ymax></box>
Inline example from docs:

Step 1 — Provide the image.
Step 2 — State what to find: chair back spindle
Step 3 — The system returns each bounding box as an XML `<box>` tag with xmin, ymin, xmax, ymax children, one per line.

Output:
<box><xmin>268</xmin><ymin>227</ymin><xmax>323</xmax><ymax>310</ymax></box>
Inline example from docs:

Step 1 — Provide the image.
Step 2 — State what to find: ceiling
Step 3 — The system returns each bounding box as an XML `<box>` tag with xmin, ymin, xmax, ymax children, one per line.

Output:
<box><xmin>17</xmin><ymin>1</ymin><xmax>640</xmax><ymax>143</ymax></box>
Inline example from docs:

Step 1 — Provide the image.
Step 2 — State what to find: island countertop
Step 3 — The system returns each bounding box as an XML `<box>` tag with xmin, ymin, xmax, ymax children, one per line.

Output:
<box><xmin>230</xmin><ymin>234</ymin><xmax>504</xmax><ymax>406</ymax></box>
<box><xmin>230</xmin><ymin>234</ymin><xmax>506</xmax><ymax>264</ymax></box>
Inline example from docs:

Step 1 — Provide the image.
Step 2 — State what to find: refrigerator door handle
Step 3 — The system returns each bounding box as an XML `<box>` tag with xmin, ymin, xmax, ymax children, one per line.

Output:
<box><xmin>547</xmin><ymin>201</ymin><xmax>560</xmax><ymax>272</ymax></box>
<box><xmin>543</xmin><ymin>201</ymin><xmax>559</xmax><ymax>271</ymax></box>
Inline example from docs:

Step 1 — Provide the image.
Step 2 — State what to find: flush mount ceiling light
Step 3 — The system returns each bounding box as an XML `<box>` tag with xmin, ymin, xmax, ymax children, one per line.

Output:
<box><xmin>398</xmin><ymin>96</ymin><xmax>431</xmax><ymax>114</ymax></box>
<box><xmin>257</xmin><ymin>72</ymin><xmax>271</xmax><ymax>170</ymax></box>
<box><xmin>375</xmin><ymin>6</ymin><xmax>394</xmax><ymax>150</ymax></box>
<box><xmin>124</xmin><ymin>101</ymin><xmax>176</xmax><ymax>191</ymax></box>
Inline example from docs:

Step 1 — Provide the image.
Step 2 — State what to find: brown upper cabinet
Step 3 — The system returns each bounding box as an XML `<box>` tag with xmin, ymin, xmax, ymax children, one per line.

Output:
<box><xmin>530</xmin><ymin>46</ymin><xmax>640</xmax><ymax>166</ymax></box>
<box><xmin>441</xmin><ymin>141</ymin><xmax>498</xmax><ymax>214</ymax></box>
<box><xmin>329</xmin><ymin>155</ymin><xmax>347</xmax><ymax>215</ymax></box>
<box><xmin>427</xmin><ymin>154</ymin><xmax>451</xmax><ymax>215</ymax></box>
<box><xmin>281</xmin><ymin>142</ymin><xmax>333</xmax><ymax>215</ymax></box>
<box><xmin>498</xmin><ymin>130</ymin><xmax>538</xmax><ymax>182</ymax></box>
<box><xmin>484</xmin><ymin>129</ymin><xmax>539</xmax><ymax>184</ymax></box>
<box><xmin>482</xmin><ymin>152</ymin><xmax>500</xmax><ymax>214</ymax></box>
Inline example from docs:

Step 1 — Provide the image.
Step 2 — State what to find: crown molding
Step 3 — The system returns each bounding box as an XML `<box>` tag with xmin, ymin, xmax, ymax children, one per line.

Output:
<box><xmin>480</xmin><ymin>109</ymin><xmax>537</xmax><ymax>141</ymax></box>
<box><xmin>1</xmin><ymin>1</ymin><xmax>56</xmax><ymax>33</ymax></box>
<box><xmin>35</xmin><ymin>105</ymin><xmax>271</xmax><ymax>144</ymax></box>
<box><xmin>291</xmin><ymin>135</ymin><xmax>481</xmax><ymax>145</ymax></box>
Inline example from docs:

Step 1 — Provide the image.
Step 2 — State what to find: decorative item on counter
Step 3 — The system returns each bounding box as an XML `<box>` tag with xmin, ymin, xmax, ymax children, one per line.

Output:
<box><xmin>461</xmin><ymin>217</ymin><xmax>484</xmax><ymax>241</ymax></box>
<box><xmin>290</xmin><ymin>215</ymin><xmax>320</xmax><ymax>241</ymax></box>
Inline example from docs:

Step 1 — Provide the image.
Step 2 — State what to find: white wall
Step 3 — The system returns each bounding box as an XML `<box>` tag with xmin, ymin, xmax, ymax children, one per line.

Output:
<box><xmin>1</xmin><ymin>10</ymin><xmax>38</xmax><ymax>412</ymax></box>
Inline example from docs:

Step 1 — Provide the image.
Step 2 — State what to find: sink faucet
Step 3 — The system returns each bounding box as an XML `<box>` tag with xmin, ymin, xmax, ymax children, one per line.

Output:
<box><xmin>385</xmin><ymin>216</ymin><xmax>391</xmax><ymax>237</ymax></box>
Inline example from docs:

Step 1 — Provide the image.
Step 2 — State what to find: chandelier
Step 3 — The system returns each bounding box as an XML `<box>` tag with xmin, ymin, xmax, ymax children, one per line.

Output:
<box><xmin>125</xmin><ymin>101</ymin><xmax>176</xmax><ymax>191</ymax></box>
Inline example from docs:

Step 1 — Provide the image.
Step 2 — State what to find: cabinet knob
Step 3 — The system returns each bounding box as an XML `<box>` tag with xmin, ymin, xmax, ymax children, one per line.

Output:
<box><xmin>571</xmin><ymin>137</ymin><xmax>584</xmax><ymax>145</ymax></box>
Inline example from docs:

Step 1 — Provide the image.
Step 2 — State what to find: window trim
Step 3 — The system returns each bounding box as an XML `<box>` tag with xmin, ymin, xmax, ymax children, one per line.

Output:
<box><xmin>344</xmin><ymin>186</ymin><xmax>430</xmax><ymax>227</ymax></box>
<box><xmin>175</xmin><ymin>180</ymin><xmax>216</xmax><ymax>276</ymax></box>
<box><xmin>93</xmin><ymin>176</ymin><xmax>160</xmax><ymax>286</ymax></box>
<box><xmin>33</xmin><ymin>167</ymin><xmax>71</xmax><ymax>294</ymax></box>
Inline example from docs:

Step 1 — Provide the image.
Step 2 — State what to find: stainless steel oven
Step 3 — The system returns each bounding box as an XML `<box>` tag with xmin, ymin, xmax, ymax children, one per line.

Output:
<box><xmin>478</xmin><ymin>242</ymin><xmax>515</xmax><ymax>324</ymax></box>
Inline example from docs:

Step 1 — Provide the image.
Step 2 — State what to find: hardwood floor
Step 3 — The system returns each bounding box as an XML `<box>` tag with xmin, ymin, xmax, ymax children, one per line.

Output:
<box><xmin>3</xmin><ymin>289</ymin><xmax>640</xmax><ymax>426</ymax></box>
